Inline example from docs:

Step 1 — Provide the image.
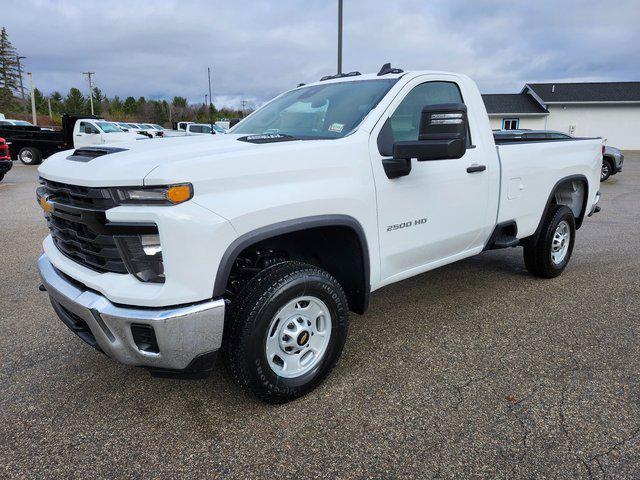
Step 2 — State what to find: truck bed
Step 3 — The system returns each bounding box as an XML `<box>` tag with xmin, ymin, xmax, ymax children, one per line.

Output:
<box><xmin>495</xmin><ymin>137</ymin><xmax>602</xmax><ymax>238</ymax></box>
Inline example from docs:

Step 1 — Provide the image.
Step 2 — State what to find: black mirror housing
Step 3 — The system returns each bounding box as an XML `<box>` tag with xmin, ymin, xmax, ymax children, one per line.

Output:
<box><xmin>394</xmin><ymin>103</ymin><xmax>468</xmax><ymax>161</ymax></box>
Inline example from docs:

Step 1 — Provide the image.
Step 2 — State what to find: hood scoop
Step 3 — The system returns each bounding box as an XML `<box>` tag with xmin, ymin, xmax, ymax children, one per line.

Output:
<box><xmin>67</xmin><ymin>146</ymin><xmax>128</xmax><ymax>163</ymax></box>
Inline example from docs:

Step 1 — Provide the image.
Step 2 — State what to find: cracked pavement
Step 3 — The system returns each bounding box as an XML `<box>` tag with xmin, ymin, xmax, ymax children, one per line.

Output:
<box><xmin>1</xmin><ymin>153</ymin><xmax>639</xmax><ymax>478</ymax></box>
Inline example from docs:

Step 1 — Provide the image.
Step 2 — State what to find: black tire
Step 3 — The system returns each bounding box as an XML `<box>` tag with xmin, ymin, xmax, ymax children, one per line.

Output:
<box><xmin>18</xmin><ymin>147</ymin><xmax>42</xmax><ymax>165</ymax></box>
<box><xmin>524</xmin><ymin>205</ymin><xmax>576</xmax><ymax>278</ymax></box>
<box><xmin>601</xmin><ymin>158</ymin><xmax>613</xmax><ymax>181</ymax></box>
<box><xmin>223</xmin><ymin>261</ymin><xmax>349</xmax><ymax>403</ymax></box>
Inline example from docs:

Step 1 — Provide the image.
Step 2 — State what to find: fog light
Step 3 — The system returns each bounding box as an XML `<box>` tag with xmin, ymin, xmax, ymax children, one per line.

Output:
<box><xmin>115</xmin><ymin>234</ymin><xmax>164</xmax><ymax>283</ymax></box>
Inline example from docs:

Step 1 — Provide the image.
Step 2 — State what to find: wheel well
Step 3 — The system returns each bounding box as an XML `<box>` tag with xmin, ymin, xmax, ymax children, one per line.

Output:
<box><xmin>603</xmin><ymin>155</ymin><xmax>614</xmax><ymax>167</ymax></box>
<box><xmin>550</xmin><ymin>178</ymin><xmax>587</xmax><ymax>225</ymax></box>
<box><xmin>219</xmin><ymin>224</ymin><xmax>370</xmax><ymax>314</ymax></box>
<box><xmin>525</xmin><ymin>175</ymin><xmax>588</xmax><ymax>246</ymax></box>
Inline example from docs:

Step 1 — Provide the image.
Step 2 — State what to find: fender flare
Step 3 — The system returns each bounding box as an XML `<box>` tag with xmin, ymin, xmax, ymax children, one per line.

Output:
<box><xmin>212</xmin><ymin>214</ymin><xmax>371</xmax><ymax>307</ymax></box>
<box><xmin>527</xmin><ymin>174</ymin><xmax>589</xmax><ymax>245</ymax></box>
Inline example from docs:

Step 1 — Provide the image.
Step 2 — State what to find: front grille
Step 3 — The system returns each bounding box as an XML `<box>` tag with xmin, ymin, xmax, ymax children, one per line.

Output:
<box><xmin>40</xmin><ymin>179</ymin><xmax>155</xmax><ymax>275</ymax></box>
<box><xmin>41</xmin><ymin>178</ymin><xmax>117</xmax><ymax>210</ymax></box>
<box><xmin>47</xmin><ymin>214</ymin><xmax>127</xmax><ymax>273</ymax></box>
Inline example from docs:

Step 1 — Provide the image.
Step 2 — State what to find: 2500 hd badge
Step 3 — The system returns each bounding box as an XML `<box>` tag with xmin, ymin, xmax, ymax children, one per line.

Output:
<box><xmin>387</xmin><ymin>218</ymin><xmax>428</xmax><ymax>232</ymax></box>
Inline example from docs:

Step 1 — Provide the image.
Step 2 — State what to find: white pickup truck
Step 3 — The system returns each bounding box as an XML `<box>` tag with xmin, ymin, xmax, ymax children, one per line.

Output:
<box><xmin>36</xmin><ymin>66</ymin><xmax>602</xmax><ymax>403</ymax></box>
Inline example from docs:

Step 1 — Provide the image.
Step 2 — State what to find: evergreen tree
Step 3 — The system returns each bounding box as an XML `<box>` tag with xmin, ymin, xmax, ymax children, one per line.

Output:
<box><xmin>49</xmin><ymin>91</ymin><xmax>63</xmax><ymax>114</ymax></box>
<box><xmin>64</xmin><ymin>87</ymin><xmax>86</xmax><ymax>114</ymax></box>
<box><xmin>123</xmin><ymin>96</ymin><xmax>137</xmax><ymax>115</ymax></box>
<box><xmin>33</xmin><ymin>87</ymin><xmax>46</xmax><ymax>114</ymax></box>
<box><xmin>91</xmin><ymin>86</ymin><xmax>104</xmax><ymax>115</ymax></box>
<box><xmin>172</xmin><ymin>96</ymin><xmax>187</xmax><ymax>108</ymax></box>
<box><xmin>0</xmin><ymin>27</ymin><xmax>21</xmax><ymax>111</ymax></box>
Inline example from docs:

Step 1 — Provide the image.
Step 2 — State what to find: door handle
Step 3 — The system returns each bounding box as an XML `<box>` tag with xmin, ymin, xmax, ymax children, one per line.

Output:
<box><xmin>467</xmin><ymin>164</ymin><xmax>486</xmax><ymax>173</ymax></box>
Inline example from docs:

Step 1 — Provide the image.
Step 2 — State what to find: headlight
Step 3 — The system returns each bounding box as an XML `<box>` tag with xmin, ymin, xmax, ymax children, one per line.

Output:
<box><xmin>112</xmin><ymin>183</ymin><xmax>193</xmax><ymax>205</ymax></box>
<box><xmin>115</xmin><ymin>234</ymin><xmax>164</xmax><ymax>283</ymax></box>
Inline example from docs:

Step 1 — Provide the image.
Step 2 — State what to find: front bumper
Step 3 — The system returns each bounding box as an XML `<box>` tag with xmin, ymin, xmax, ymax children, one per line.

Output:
<box><xmin>38</xmin><ymin>253</ymin><xmax>226</xmax><ymax>371</ymax></box>
<box><xmin>0</xmin><ymin>159</ymin><xmax>12</xmax><ymax>175</ymax></box>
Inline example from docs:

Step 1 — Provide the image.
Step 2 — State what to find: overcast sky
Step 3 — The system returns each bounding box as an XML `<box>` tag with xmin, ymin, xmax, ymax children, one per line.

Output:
<box><xmin>3</xmin><ymin>0</ymin><xmax>639</xmax><ymax>109</ymax></box>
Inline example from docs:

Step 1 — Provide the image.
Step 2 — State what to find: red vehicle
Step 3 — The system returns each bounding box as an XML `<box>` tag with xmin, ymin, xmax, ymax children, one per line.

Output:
<box><xmin>0</xmin><ymin>137</ymin><xmax>13</xmax><ymax>182</ymax></box>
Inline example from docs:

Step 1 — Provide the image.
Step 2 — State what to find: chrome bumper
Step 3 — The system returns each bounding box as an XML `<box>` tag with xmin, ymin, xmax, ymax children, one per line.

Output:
<box><xmin>38</xmin><ymin>254</ymin><xmax>225</xmax><ymax>371</ymax></box>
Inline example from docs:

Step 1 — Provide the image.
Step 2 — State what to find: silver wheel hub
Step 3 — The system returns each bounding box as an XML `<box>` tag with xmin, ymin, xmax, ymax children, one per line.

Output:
<box><xmin>551</xmin><ymin>220</ymin><xmax>570</xmax><ymax>265</ymax></box>
<box><xmin>265</xmin><ymin>296</ymin><xmax>332</xmax><ymax>378</ymax></box>
<box><xmin>21</xmin><ymin>151</ymin><xmax>33</xmax><ymax>161</ymax></box>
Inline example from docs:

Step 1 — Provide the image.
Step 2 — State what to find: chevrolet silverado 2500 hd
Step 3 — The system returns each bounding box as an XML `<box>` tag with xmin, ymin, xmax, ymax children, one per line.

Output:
<box><xmin>36</xmin><ymin>66</ymin><xmax>602</xmax><ymax>403</ymax></box>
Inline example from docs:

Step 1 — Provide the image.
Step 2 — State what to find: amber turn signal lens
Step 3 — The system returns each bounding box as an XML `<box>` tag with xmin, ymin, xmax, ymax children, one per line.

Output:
<box><xmin>165</xmin><ymin>184</ymin><xmax>193</xmax><ymax>204</ymax></box>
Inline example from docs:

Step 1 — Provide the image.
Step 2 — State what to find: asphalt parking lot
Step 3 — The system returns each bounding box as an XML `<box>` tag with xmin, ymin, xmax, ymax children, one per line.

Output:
<box><xmin>1</xmin><ymin>155</ymin><xmax>639</xmax><ymax>479</ymax></box>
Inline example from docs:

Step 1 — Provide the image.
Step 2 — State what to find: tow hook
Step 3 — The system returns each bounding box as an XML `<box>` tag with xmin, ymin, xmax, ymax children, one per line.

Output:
<box><xmin>38</xmin><ymin>284</ymin><xmax>46</xmax><ymax>292</ymax></box>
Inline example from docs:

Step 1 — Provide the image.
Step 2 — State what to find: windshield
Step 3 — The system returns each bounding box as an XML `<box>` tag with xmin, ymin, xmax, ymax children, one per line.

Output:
<box><xmin>233</xmin><ymin>79</ymin><xmax>396</xmax><ymax>139</ymax></box>
<box><xmin>212</xmin><ymin>124</ymin><xmax>225</xmax><ymax>133</ymax></box>
<box><xmin>13</xmin><ymin>120</ymin><xmax>32</xmax><ymax>126</ymax></box>
<box><xmin>97</xmin><ymin>122</ymin><xmax>123</xmax><ymax>133</ymax></box>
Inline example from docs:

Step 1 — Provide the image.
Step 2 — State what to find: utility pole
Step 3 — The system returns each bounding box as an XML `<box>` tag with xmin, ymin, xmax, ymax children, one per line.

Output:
<box><xmin>241</xmin><ymin>99</ymin><xmax>247</xmax><ymax>117</ymax></box>
<box><xmin>83</xmin><ymin>71</ymin><xmax>95</xmax><ymax>115</ymax></box>
<box><xmin>16</xmin><ymin>56</ymin><xmax>28</xmax><ymax>120</ymax></box>
<box><xmin>47</xmin><ymin>96</ymin><xmax>53</xmax><ymax>123</ymax></box>
<box><xmin>337</xmin><ymin>0</ymin><xmax>343</xmax><ymax>74</ymax></box>
<box><xmin>28</xmin><ymin>72</ymin><xmax>37</xmax><ymax>125</ymax></box>
<box><xmin>205</xmin><ymin>93</ymin><xmax>208</xmax><ymax>106</ymax></box>
<box><xmin>207</xmin><ymin>67</ymin><xmax>213</xmax><ymax>125</ymax></box>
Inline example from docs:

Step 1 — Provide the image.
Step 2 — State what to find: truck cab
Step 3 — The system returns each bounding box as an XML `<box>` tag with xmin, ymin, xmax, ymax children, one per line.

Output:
<box><xmin>73</xmin><ymin>119</ymin><xmax>146</xmax><ymax>147</ymax></box>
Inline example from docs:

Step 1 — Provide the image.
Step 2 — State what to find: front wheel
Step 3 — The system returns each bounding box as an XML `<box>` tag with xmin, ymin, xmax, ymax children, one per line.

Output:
<box><xmin>524</xmin><ymin>205</ymin><xmax>576</xmax><ymax>278</ymax></box>
<box><xmin>18</xmin><ymin>147</ymin><xmax>42</xmax><ymax>165</ymax></box>
<box><xmin>223</xmin><ymin>261</ymin><xmax>349</xmax><ymax>403</ymax></box>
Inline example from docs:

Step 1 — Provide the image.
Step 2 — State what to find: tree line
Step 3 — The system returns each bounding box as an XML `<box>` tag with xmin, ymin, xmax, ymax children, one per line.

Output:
<box><xmin>0</xmin><ymin>27</ymin><xmax>250</xmax><ymax>127</ymax></box>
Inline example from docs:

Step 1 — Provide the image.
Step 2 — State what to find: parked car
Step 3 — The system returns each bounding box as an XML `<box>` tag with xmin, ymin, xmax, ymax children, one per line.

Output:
<box><xmin>184</xmin><ymin>123</ymin><xmax>222</xmax><ymax>135</ymax></box>
<box><xmin>36</xmin><ymin>66</ymin><xmax>602</xmax><ymax>403</ymax></box>
<box><xmin>0</xmin><ymin>114</ymin><xmax>147</xmax><ymax>165</ymax></box>
<box><xmin>493</xmin><ymin>129</ymin><xmax>622</xmax><ymax>181</ymax></box>
<box><xmin>0</xmin><ymin>119</ymin><xmax>33</xmax><ymax>126</ymax></box>
<box><xmin>139</xmin><ymin>124</ymin><xmax>164</xmax><ymax>137</ymax></box>
<box><xmin>0</xmin><ymin>137</ymin><xmax>12</xmax><ymax>182</ymax></box>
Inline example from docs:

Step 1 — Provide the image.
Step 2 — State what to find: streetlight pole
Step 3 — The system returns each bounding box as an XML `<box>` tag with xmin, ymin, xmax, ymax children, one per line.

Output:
<box><xmin>16</xmin><ymin>56</ymin><xmax>28</xmax><ymax>120</ymax></box>
<box><xmin>337</xmin><ymin>0</ymin><xmax>343</xmax><ymax>74</ymax></box>
<box><xmin>207</xmin><ymin>67</ymin><xmax>213</xmax><ymax>125</ymax></box>
<box><xmin>28</xmin><ymin>72</ymin><xmax>37</xmax><ymax>125</ymax></box>
<box><xmin>83</xmin><ymin>71</ymin><xmax>95</xmax><ymax>115</ymax></box>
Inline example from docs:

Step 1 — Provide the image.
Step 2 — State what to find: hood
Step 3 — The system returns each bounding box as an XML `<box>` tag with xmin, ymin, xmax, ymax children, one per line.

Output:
<box><xmin>37</xmin><ymin>134</ymin><xmax>323</xmax><ymax>187</ymax></box>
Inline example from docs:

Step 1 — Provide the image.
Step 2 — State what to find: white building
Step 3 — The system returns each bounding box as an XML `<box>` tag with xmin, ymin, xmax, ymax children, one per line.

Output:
<box><xmin>483</xmin><ymin>82</ymin><xmax>640</xmax><ymax>150</ymax></box>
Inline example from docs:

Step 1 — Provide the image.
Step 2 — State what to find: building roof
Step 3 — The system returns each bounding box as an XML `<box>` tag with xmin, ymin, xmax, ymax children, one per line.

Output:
<box><xmin>524</xmin><ymin>82</ymin><xmax>640</xmax><ymax>103</ymax></box>
<box><xmin>481</xmin><ymin>93</ymin><xmax>549</xmax><ymax>115</ymax></box>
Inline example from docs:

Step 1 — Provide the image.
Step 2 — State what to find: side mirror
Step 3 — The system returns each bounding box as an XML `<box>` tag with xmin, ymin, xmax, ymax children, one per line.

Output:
<box><xmin>393</xmin><ymin>103</ymin><xmax>468</xmax><ymax>161</ymax></box>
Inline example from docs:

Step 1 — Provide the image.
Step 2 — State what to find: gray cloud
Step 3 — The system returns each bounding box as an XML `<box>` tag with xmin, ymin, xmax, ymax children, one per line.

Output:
<box><xmin>3</xmin><ymin>0</ymin><xmax>639</xmax><ymax>108</ymax></box>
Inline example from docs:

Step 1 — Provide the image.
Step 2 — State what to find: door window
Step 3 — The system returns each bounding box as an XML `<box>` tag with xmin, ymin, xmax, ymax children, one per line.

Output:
<box><xmin>79</xmin><ymin>122</ymin><xmax>99</xmax><ymax>134</ymax></box>
<box><xmin>389</xmin><ymin>81</ymin><xmax>466</xmax><ymax>142</ymax></box>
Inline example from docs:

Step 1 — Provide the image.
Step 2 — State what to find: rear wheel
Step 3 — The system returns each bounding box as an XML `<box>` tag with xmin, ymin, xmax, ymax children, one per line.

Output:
<box><xmin>18</xmin><ymin>147</ymin><xmax>42</xmax><ymax>165</ymax></box>
<box><xmin>601</xmin><ymin>158</ymin><xmax>613</xmax><ymax>181</ymax></box>
<box><xmin>524</xmin><ymin>205</ymin><xmax>576</xmax><ymax>278</ymax></box>
<box><xmin>223</xmin><ymin>261</ymin><xmax>349</xmax><ymax>403</ymax></box>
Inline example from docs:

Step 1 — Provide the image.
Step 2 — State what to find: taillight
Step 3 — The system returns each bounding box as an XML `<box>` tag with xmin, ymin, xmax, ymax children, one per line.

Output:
<box><xmin>602</xmin><ymin>145</ymin><xmax>605</xmax><ymax>156</ymax></box>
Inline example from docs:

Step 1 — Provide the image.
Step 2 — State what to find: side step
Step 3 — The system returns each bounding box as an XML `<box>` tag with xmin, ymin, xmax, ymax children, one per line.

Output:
<box><xmin>484</xmin><ymin>221</ymin><xmax>519</xmax><ymax>251</ymax></box>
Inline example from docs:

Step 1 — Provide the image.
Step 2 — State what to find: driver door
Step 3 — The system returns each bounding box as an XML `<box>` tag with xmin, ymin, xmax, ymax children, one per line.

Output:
<box><xmin>75</xmin><ymin>121</ymin><xmax>100</xmax><ymax>148</ymax></box>
<box><xmin>369</xmin><ymin>77</ymin><xmax>494</xmax><ymax>283</ymax></box>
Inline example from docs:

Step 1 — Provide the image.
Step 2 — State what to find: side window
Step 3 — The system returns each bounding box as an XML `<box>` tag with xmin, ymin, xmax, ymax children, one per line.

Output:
<box><xmin>79</xmin><ymin>122</ymin><xmax>98</xmax><ymax>134</ymax></box>
<box><xmin>390</xmin><ymin>81</ymin><xmax>467</xmax><ymax>143</ymax></box>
